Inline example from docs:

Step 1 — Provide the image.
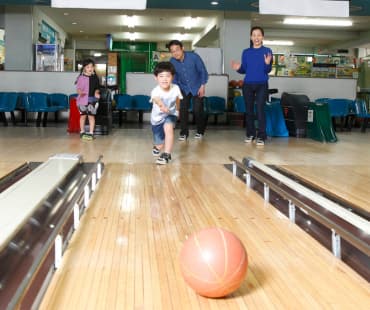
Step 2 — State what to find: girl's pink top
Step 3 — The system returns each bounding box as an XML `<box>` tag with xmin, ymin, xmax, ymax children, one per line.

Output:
<box><xmin>76</xmin><ymin>75</ymin><xmax>89</xmax><ymax>106</ymax></box>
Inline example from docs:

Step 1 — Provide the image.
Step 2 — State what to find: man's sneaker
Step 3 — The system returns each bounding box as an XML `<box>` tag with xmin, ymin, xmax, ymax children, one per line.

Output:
<box><xmin>178</xmin><ymin>135</ymin><xmax>187</xmax><ymax>141</ymax></box>
<box><xmin>256</xmin><ymin>138</ymin><xmax>265</xmax><ymax>146</ymax></box>
<box><xmin>152</xmin><ymin>146</ymin><xmax>160</xmax><ymax>156</ymax></box>
<box><xmin>194</xmin><ymin>133</ymin><xmax>203</xmax><ymax>139</ymax></box>
<box><xmin>156</xmin><ymin>153</ymin><xmax>172</xmax><ymax>165</ymax></box>
<box><xmin>80</xmin><ymin>132</ymin><xmax>85</xmax><ymax>139</ymax></box>
<box><xmin>244</xmin><ymin>136</ymin><xmax>255</xmax><ymax>143</ymax></box>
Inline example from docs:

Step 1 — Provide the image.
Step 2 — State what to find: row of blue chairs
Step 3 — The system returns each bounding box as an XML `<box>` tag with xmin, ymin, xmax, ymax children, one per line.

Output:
<box><xmin>315</xmin><ymin>98</ymin><xmax>370</xmax><ymax>132</ymax></box>
<box><xmin>114</xmin><ymin>94</ymin><xmax>228</xmax><ymax>126</ymax></box>
<box><xmin>233</xmin><ymin>95</ymin><xmax>370</xmax><ymax>134</ymax></box>
<box><xmin>114</xmin><ymin>94</ymin><xmax>151</xmax><ymax>125</ymax></box>
<box><xmin>0</xmin><ymin>92</ymin><xmax>69</xmax><ymax>127</ymax></box>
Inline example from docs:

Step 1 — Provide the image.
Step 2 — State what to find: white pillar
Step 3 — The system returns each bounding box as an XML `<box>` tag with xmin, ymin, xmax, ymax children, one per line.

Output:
<box><xmin>4</xmin><ymin>6</ymin><xmax>34</xmax><ymax>70</ymax></box>
<box><xmin>220</xmin><ymin>18</ymin><xmax>251</xmax><ymax>81</ymax></box>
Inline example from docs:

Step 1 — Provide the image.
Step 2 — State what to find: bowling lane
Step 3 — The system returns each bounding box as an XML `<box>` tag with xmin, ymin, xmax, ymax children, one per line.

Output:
<box><xmin>279</xmin><ymin>165</ymin><xmax>370</xmax><ymax>214</ymax></box>
<box><xmin>40</xmin><ymin>163</ymin><xmax>369</xmax><ymax>310</ymax></box>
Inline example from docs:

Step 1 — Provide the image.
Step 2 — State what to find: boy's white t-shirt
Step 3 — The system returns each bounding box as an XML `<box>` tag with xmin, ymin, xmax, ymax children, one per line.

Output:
<box><xmin>150</xmin><ymin>84</ymin><xmax>183</xmax><ymax>125</ymax></box>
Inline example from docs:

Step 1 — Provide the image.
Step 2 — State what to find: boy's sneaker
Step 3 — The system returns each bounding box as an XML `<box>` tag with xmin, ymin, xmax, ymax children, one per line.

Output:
<box><xmin>244</xmin><ymin>136</ymin><xmax>255</xmax><ymax>143</ymax></box>
<box><xmin>178</xmin><ymin>135</ymin><xmax>187</xmax><ymax>141</ymax></box>
<box><xmin>256</xmin><ymin>138</ymin><xmax>265</xmax><ymax>146</ymax></box>
<box><xmin>194</xmin><ymin>133</ymin><xmax>203</xmax><ymax>139</ymax></box>
<box><xmin>152</xmin><ymin>146</ymin><xmax>160</xmax><ymax>156</ymax></box>
<box><xmin>156</xmin><ymin>153</ymin><xmax>171</xmax><ymax>165</ymax></box>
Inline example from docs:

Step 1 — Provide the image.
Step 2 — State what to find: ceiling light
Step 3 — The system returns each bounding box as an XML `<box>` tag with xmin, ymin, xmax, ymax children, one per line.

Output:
<box><xmin>93</xmin><ymin>52</ymin><xmax>102</xmax><ymax>57</ymax></box>
<box><xmin>51</xmin><ymin>0</ymin><xmax>147</xmax><ymax>10</ymax></box>
<box><xmin>178</xmin><ymin>33</ymin><xmax>187</xmax><ymax>41</ymax></box>
<box><xmin>72</xmin><ymin>22</ymin><xmax>77</xmax><ymax>25</ymax></box>
<box><xmin>128</xmin><ymin>33</ymin><xmax>137</xmax><ymax>41</ymax></box>
<box><xmin>210</xmin><ymin>1</ymin><xmax>219</xmax><ymax>5</ymax></box>
<box><xmin>260</xmin><ymin>0</ymin><xmax>349</xmax><ymax>17</ymax></box>
<box><xmin>123</xmin><ymin>15</ymin><xmax>138</xmax><ymax>28</ymax></box>
<box><xmin>283</xmin><ymin>18</ymin><xmax>352</xmax><ymax>27</ymax></box>
<box><xmin>184</xmin><ymin>17</ymin><xmax>198</xmax><ymax>30</ymax></box>
<box><xmin>264</xmin><ymin>40</ymin><xmax>294</xmax><ymax>46</ymax></box>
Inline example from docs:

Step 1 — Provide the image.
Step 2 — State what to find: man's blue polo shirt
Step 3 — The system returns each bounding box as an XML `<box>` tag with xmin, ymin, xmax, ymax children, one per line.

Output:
<box><xmin>170</xmin><ymin>51</ymin><xmax>208</xmax><ymax>96</ymax></box>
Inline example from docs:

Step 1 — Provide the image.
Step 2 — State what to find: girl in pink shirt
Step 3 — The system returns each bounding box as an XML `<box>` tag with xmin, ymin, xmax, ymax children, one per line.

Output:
<box><xmin>75</xmin><ymin>58</ymin><xmax>100</xmax><ymax>140</ymax></box>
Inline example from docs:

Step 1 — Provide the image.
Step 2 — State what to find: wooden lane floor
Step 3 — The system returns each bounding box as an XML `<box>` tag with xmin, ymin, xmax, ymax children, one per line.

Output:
<box><xmin>0</xmin><ymin>162</ymin><xmax>24</xmax><ymax>180</ymax></box>
<box><xmin>1</xmin><ymin>126</ymin><xmax>370</xmax><ymax>166</ymax></box>
<box><xmin>39</xmin><ymin>163</ymin><xmax>370</xmax><ymax>310</ymax></box>
<box><xmin>278</xmin><ymin>165</ymin><xmax>370</xmax><ymax>214</ymax></box>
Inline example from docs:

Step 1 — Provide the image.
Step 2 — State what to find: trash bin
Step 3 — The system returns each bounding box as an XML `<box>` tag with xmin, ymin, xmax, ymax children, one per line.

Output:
<box><xmin>94</xmin><ymin>88</ymin><xmax>112</xmax><ymax>135</ymax></box>
<box><xmin>307</xmin><ymin>102</ymin><xmax>337</xmax><ymax>143</ymax></box>
<box><xmin>67</xmin><ymin>95</ymin><xmax>80</xmax><ymax>133</ymax></box>
<box><xmin>281</xmin><ymin>92</ymin><xmax>310</xmax><ymax>137</ymax></box>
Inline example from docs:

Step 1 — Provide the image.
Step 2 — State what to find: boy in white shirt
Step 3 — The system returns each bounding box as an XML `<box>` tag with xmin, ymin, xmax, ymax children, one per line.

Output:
<box><xmin>150</xmin><ymin>62</ymin><xmax>183</xmax><ymax>165</ymax></box>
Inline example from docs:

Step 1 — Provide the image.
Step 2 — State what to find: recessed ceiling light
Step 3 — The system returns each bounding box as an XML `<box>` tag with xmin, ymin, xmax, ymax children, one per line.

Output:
<box><xmin>128</xmin><ymin>32</ymin><xmax>137</xmax><ymax>41</ymax></box>
<box><xmin>72</xmin><ymin>22</ymin><xmax>77</xmax><ymax>25</ymax></box>
<box><xmin>79</xmin><ymin>30</ymin><xmax>84</xmax><ymax>33</ymax></box>
<box><xmin>123</xmin><ymin>15</ymin><xmax>138</xmax><ymax>28</ymax></box>
<box><xmin>283</xmin><ymin>18</ymin><xmax>352</xmax><ymax>27</ymax></box>
<box><xmin>184</xmin><ymin>17</ymin><xmax>198</xmax><ymax>30</ymax></box>
<box><xmin>210</xmin><ymin>1</ymin><xmax>218</xmax><ymax>5</ymax></box>
<box><xmin>51</xmin><ymin>0</ymin><xmax>146</xmax><ymax>10</ymax></box>
<box><xmin>264</xmin><ymin>40</ymin><xmax>294</xmax><ymax>46</ymax></box>
<box><xmin>63</xmin><ymin>12</ymin><xmax>69</xmax><ymax>15</ymax></box>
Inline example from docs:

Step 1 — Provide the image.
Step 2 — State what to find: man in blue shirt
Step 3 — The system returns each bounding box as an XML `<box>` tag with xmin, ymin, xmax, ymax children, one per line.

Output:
<box><xmin>168</xmin><ymin>40</ymin><xmax>209</xmax><ymax>140</ymax></box>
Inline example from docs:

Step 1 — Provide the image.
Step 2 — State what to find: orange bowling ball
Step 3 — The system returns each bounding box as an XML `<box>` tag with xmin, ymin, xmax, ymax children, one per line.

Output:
<box><xmin>179</xmin><ymin>227</ymin><xmax>248</xmax><ymax>298</ymax></box>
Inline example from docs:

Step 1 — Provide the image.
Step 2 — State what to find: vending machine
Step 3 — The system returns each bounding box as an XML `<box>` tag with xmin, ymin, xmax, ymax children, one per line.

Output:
<box><xmin>35</xmin><ymin>43</ymin><xmax>59</xmax><ymax>71</ymax></box>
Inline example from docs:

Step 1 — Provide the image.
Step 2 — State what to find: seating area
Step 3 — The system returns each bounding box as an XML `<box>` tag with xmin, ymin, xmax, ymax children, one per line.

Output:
<box><xmin>314</xmin><ymin>97</ymin><xmax>355</xmax><ymax>131</ymax></box>
<box><xmin>1</xmin><ymin>89</ymin><xmax>369</xmax><ymax>139</ymax></box>
<box><xmin>0</xmin><ymin>92</ymin><xmax>70</xmax><ymax>127</ymax></box>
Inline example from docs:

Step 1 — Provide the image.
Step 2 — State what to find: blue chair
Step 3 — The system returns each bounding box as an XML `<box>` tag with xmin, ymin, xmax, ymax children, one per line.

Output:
<box><xmin>326</xmin><ymin>98</ymin><xmax>353</xmax><ymax>131</ymax></box>
<box><xmin>132</xmin><ymin>95</ymin><xmax>151</xmax><ymax>123</ymax></box>
<box><xmin>49</xmin><ymin>93</ymin><xmax>69</xmax><ymax>110</ymax></box>
<box><xmin>232</xmin><ymin>96</ymin><xmax>246</xmax><ymax>127</ymax></box>
<box><xmin>48</xmin><ymin>93</ymin><xmax>69</xmax><ymax>122</ymax></box>
<box><xmin>114</xmin><ymin>94</ymin><xmax>133</xmax><ymax>126</ymax></box>
<box><xmin>354</xmin><ymin>99</ymin><xmax>370</xmax><ymax>132</ymax></box>
<box><xmin>205</xmin><ymin>96</ymin><xmax>226</xmax><ymax>124</ymax></box>
<box><xmin>16</xmin><ymin>92</ymin><xmax>30</xmax><ymax>125</ymax></box>
<box><xmin>0</xmin><ymin>92</ymin><xmax>19</xmax><ymax>126</ymax></box>
<box><xmin>233</xmin><ymin>96</ymin><xmax>246</xmax><ymax>113</ymax></box>
<box><xmin>27</xmin><ymin>92</ymin><xmax>59</xmax><ymax>127</ymax></box>
<box><xmin>315</xmin><ymin>98</ymin><xmax>330</xmax><ymax>104</ymax></box>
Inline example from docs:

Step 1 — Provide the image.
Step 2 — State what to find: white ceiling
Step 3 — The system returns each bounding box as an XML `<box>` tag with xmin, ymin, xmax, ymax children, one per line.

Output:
<box><xmin>37</xmin><ymin>6</ymin><xmax>370</xmax><ymax>49</ymax></box>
